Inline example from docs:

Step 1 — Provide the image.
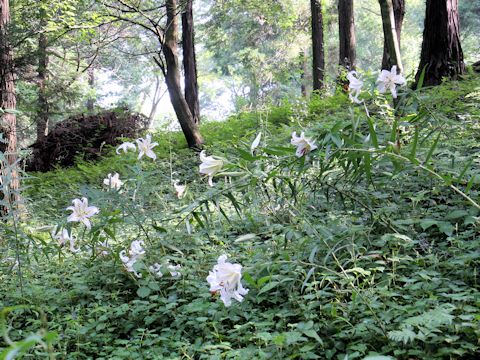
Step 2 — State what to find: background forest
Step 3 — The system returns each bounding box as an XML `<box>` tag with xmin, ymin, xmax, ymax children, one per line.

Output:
<box><xmin>1</xmin><ymin>0</ymin><xmax>480</xmax><ymax>359</ymax></box>
<box><xmin>10</xmin><ymin>0</ymin><xmax>480</xmax><ymax>143</ymax></box>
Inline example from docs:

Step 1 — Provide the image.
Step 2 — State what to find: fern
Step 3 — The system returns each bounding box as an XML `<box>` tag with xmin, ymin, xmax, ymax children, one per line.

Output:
<box><xmin>388</xmin><ymin>327</ymin><xmax>417</xmax><ymax>344</ymax></box>
<box><xmin>388</xmin><ymin>306</ymin><xmax>456</xmax><ymax>344</ymax></box>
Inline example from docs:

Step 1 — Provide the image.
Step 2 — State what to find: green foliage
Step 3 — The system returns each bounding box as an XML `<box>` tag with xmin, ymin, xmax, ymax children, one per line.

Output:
<box><xmin>2</xmin><ymin>75</ymin><xmax>480</xmax><ymax>359</ymax></box>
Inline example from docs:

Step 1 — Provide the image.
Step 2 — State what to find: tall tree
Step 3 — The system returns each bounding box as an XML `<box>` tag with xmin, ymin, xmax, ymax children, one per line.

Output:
<box><xmin>0</xmin><ymin>0</ymin><xmax>19</xmax><ymax>206</ymax></box>
<box><xmin>338</xmin><ymin>0</ymin><xmax>356</xmax><ymax>70</ymax></box>
<box><xmin>381</xmin><ymin>0</ymin><xmax>405</xmax><ymax>70</ymax></box>
<box><xmin>105</xmin><ymin>0</ymin><xmax>203</xmax><ymax>148</ymax></box>
<box><xmin>182</xmin><ymin>0</ymin><xmax>200</xmax><ymax>125</ymax></box>
<box><xmin>161</xmin><ymin>0</ymin><xmax>203</xmax><ymax>147</ymax></box>
<box><xmin>311</xmin><ymin>0</ymin><xmax>325</xmax><ymax>91</ymax></box>
<box><xmin>36</xmin><ymin>5</ymin><xmax>49</xmax><ymax>142</ymax></box>
<box><xmin>300</xmin><ymin>49</ymin><xmax>308</xmax><ymax>97</ymax></box>
<box><xmin>86</xmin><ymin>65</ymin><xmax>95</xmax><ymax>112</ymax></box>
<box><xmin>379</xmin><ymin>0</ymin><xmax>403</xmax><ymax>72</ymax></box>
<box><xmin>415</xmin><ymin>0</ymin><xmax>464</xmax><ymax>86</ymax></box>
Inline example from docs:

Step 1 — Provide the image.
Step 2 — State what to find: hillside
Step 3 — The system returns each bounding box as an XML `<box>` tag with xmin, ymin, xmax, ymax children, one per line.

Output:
<box><xmin>1</xmin><ymin>74</ymin><xmax>480</xmax><ymax>359</ymax></box>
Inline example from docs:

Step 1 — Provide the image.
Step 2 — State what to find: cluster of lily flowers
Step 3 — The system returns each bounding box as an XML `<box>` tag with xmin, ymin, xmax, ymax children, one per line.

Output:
<box><xmin>119</xmin><ymin>240</ymin><xmax>182</xmax><ymax>279</ymax></box>
<box><xmin>47</xmin><ymin>66</ymin><xmax>406</xmax><ymax>308</ymax></box>
<box><xmin>346</xmin><ymin>65</ymin><xmax>406</xmax><ymax>104</ymax></box>
<box><xmin>199</xmin><ymin>130</ymin><xmax>317</xmax><ymax>186</ymax></box>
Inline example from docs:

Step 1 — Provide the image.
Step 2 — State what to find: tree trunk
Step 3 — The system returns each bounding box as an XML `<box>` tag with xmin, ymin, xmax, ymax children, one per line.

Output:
<box><xmin>163</xmin><ymin>0</ymin><xmax>203</xmax><ymax>148</ymax></box>
<box><xmin>181</xmin><ymin>0</ymin><xmax>200</xmax><ymax>125</ymax></box>
<box><xmin>148</xmin><ymin>74</ymin><xmax>164</xmax><ymax>125</ymax></box>
<box><xmin>86</xmin><ymin>65</ymin><xmax>95</xmax><ymax>112</ymax></box>
<box><xmin>338</xmin><ymin>0</ymin><xmax>356</xmax><ymax>70</ymax></box>
<box><xmin>382</xmin><ymin>0</ymin><xmax>405</xmax><ymax>70</ymax></box>
<box><xmin>37</xmin><ymin>10</ymin><xmax>49</xmax><ymax>143</ymax></box>
<box><xmin>300</xmin><ymin>50</ymin><xmax>307</xmax><ymax>97</ymax></box>
<box><xmin>379</xmin><ymin>0</ymin><xmax>403</xmax><ymax>72</ymax></box>
<box><xmin>415</xmin><ymin>0</ymin><xmax>464</xmax><ymax>86</ymax></box>
<box><xmin>0</xmin><ymin>0</ymin><xmax>19</xmax><ymax>208</ymax></box>
<box><xmin>311</xmin><ymin>0</ymin><xmax>325</xmax><ymax>91</ymax></box>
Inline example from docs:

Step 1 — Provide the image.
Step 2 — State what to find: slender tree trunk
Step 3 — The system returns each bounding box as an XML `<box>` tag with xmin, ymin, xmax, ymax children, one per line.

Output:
<box><xmin>379</xmin><ymin>0</ymin><xmax>403</xmax><ymax>72</ymax></box>
<box><xmin>338</xmin><ymin>0</ymin><xmax>356</xmax><ymax>70</ymax></box>
<box><xmin>300</xmin><ymin>50</ymin><xmax>307</xmax><ymax>97</ymax></box>
<box><xmin>162</xmin><ymin>0</ymin><xmax>203</xmax><ymax>148</ymax></box>
<box><xmin>37</xmin><ymin>10</ymin><xmax>49</xmax><ymax>142</ymax></box>
<box><xmin>311</xmin><ymin>0</ymin><xmax>325</xmax><ymax>91</ymax></box>
<box><xmin>415</xmin><ymin>0</ymin><xmax>464</xmax><ymax>86</ymax></box>
<box><xmin>0</xmin><ymin>0</ymin><xmax>19</xmax><ymax>208</ymax></box>
<box><xmin>86</xmin><ymin>65</ymin><xmax>95</xmax><ymax>112</ymax></box>
<box><xmin>181</xmin><ymin>0</ymin><xmax>200</xmax><ymax>125</ymax></box>
<box><xmin>148</xmin><ymin>74</ymin><xmax>164</xmax><ymax>125</ymax></box>
<box><xmin>382</xmin><ymin>0</ymin><xmax>405</xmax><ymax>70</ymax></box>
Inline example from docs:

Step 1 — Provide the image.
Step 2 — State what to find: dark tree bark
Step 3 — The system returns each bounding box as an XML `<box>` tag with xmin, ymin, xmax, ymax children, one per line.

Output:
<box><xmin>0</xmin><ymin>0</ymin><xmax>19</xmax><ymax>207</ymax></box>
<box><xmin>338</xmin><ymin>0</ymin><xmax>356</xmax><ymax>70</ymax></box>
<box><xmin>311</xmin><ymin>0</ymin><xmax>325</xmax><ymax>91</ymax></box>
<box><xmin>86</xmin><ymin>65</ymin><xmax>95</xmax><ymax>112</ymax></box>
<box><xmin>379</xmin><ymin>0</ymin><xmax>403</xmax><ymax>72</ymax></box>
<box><xmin>37</xmin><ymin>9</ymin><xmax>49</xmax><ymax>142</ymax></box>
<box><xmin>160</xmin><ymin>0</ymin><xmax>203</xmax><ymax>148</ymax></box>
<box><xmin>415</xmin><ymin>0</ymin><xmax>464</xmax><ymax>86</ymax></box>
<box><xmin>181</xmin><ymin>0</ymin><xmax>200</xmax><ymax>125</ymax></box>
<box><xmin>382</xmin><ymin>0</ymin><xmax>405</xmax><ymax>70</ymax></box>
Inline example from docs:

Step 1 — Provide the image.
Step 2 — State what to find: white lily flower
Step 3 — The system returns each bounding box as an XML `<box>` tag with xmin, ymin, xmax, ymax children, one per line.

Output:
<box><xmin>206</xmin><ymin>255</ymin><xmax>249</xmax><ymax>307</ymax></box>
<box><xmin>166</xmin><ymin>261</ymin><xmax>182</xmax><ymax>278</ymax></box>
<box><xmin>66</xmin><ymin>197</ymin><xmax>99</xmax><ymax>229</ymax></box>
<box><xmin>173</xmin><ymin>180</ymin><xmax>186</xmax><ymax>199</ymax></box>
<box><xmin>199</xmin><ymin>151</ymin><xmax>223</xmax><ymax>187</ymax></box>
<box><xmin>119</xmin><ymin>240</ymin><xmax>145</xmax><ymax>278</ymax></box>
<box><xmin>116</xmin><ymin>142</ymin><xmax>136</xmax><ymax>154</ymax></box>
<box><xmin>148</xmin><ymin>261</ymin><xmax>181</xmax><ymax>279</ymax></box>
<box><xmin>250</xmin><ymin>132</ymin><xmax>262</xmax><ymax>153</ymax></box>
<box><xmin>136</xmin><ymin>134</ymin><xmax>158</xmax><ymax>160</ymax></box>
<box><xmin>52</xmin><ymin>227</ymin><xmax>80</xmax><ymax>253</ymax></box>
<box><xmin>291</xmin><ymin>131</ymin><xmax>318</xmax><ymax>157</ymax></box>
<box><xmin>376</xmin><ymin>65</ymin><xmax>406</xmax><ymax>99</ymax></box>
<box><xmin>149</xmin><ymin>263</ymin><xmax>163</xmax><ymax>278</ymax></box>
<box><xmin>103</xmin><ymin>173</ymin><xmax>123</xmax><ymax>190</ymax></box>
<box><xmin>347</xmin><ymin>71</ymin><xmax>363</xmax><ymax>104</ymax></box>
<box><xmin>129</xmin><ymin>240</ymin><xmax>146</xmax><ymax>257</ymax></box>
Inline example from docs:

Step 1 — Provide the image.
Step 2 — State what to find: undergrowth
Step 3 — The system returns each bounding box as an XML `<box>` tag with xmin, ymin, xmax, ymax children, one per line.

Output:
<box><xmin>1</xmin><ymin>74</ymin><xmax>480</xmax><ymax>359</ymax></box>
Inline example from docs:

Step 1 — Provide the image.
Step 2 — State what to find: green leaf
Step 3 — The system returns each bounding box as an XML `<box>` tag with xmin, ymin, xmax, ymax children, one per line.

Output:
<box><xmin>137</xmin><ymin>287</ymin><xmax>151</xmax><ymax>298</ymax></box>
<box><xmin>416</xmin><ymin>64</ymin><xmax>428</xmax><ymax>90</ymax></box>
<box><xmin>258</xmin><ymin>281</ymin><xmax>279</xmax><ymax>295</ymax></box>
<box><xmin>424</xmin><ymin>133</ymin><xmax>441</xmax><ymax>164</ymax></box>
<box><xmin>366</xmin><ymin>117</ymin><xmax>378</xmax><ymax>148</ymax></box>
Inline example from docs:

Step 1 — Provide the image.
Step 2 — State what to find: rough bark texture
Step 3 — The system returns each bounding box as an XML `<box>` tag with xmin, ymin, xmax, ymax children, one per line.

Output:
<box><xmin>181</xmin><ymin>0</ymin><xmax>200</xmax><ymax>125</ymax></box>
<box><xmin>0</xmin><ymin>0</ymin><xmax>19</xmax><ymax>207</ymax></box>
<box><xmin>37</xmin><ymin>11</ymin><xmax>49</xmax><ymax>143</ymax></box>
<box><xmin>338</xmin><ymin>0</ymin><xmax>356</xmax><ymax>70</ymax></box>
<box><xmin>311</xmin><ymin>0</ymin><xmax>325</xmax><ymax>91</ymax></box>
<box><xmin>379</xmin><ymin>0</ymin><xmax>403</xmax><ymax>72</ymax></box>
<box><xmin>382</xmin><ymin>0</ymin><xmax>405</xmax><ymax>70</ymax></box>
<box><xmin>415</xmin><ymin>0</ymin><xmax>464</xmax><ymax>86</ymax></box>
<box><xmin>163</xmin><ymin>0</ymin><xmax>203</xmax><ymax>148</ymax></box>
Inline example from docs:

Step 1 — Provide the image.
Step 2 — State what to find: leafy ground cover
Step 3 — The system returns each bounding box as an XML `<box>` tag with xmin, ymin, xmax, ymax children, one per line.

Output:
<box><xmin>1</xmin><ymin>73</ymin><xmax>480</xmax><ymax>359</ymax></box>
